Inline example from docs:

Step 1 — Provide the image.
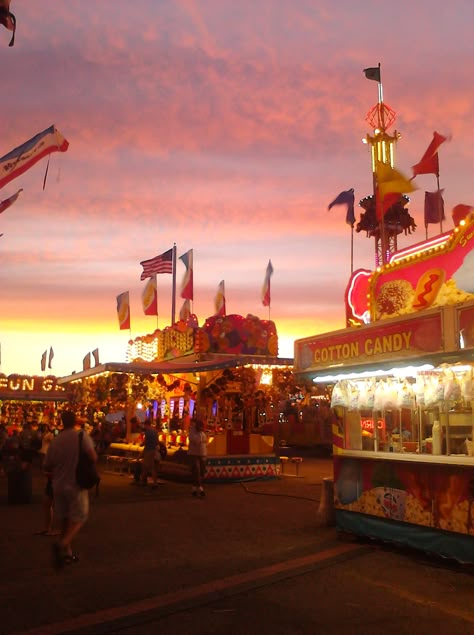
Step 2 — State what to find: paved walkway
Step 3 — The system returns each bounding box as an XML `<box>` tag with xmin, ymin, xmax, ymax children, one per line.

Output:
<box><xmin>1</xmin><ymin>455</ymin><xmax>473</xmax><ymax>635</ymax></box>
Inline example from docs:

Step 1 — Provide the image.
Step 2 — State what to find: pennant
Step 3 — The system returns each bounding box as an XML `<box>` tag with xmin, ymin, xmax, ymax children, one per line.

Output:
<box><xmin>412</xmin><ymin>132</ymin><xmax>449</xmax><ymax>177</ymax></box>
<box><xmin>142</xmin><ymin>276</ymin><xmax>158</xmax><ymax>316</ymax></box>
<box><xmin>83</xmin><ymin>352</ymin><xmax>91</xmax><ymax>371</ymax></box>
<box><xmin>140</xmin><ymin>248</ymin><xmax>173</xmax><ymax>280</ymax></box>
<box><xmin>262</xmin><ymin>260</ymin><xmax>274</xmax><ymax>307</ymax></box>
<box><xmin>48</xmin><ymin>346</ymin><xmax>54</xmax><ymax>369</ymax></box>
<box><xmin>92</xmin><ymin>348</ymin><xmax>100</xmax><ymax>366</ymax></box>
<box><xmin>424</xmin><ymin>190</ymin><xmax>445</xmax><ymax>226</ymax></box>
<box><xmin>0</xmin><ymin>1</ymin><xmax>16</xmax><ymax>46</ymax></box>
<box><xmin>0</xmin><ymin>125</ymin><xmax>69</xmax><ymax>190</ymax></box>
<box><xmin>376</xmin><ymin>163</ymin><xmax>416</xmax><ymax>199</ymax></box>
<box><xmin>41</xmin><ymin>350</ymin><xmax>47</xmax><ymax>372</ymax></box>
<box><xmin>328</xmin><ymin>188</ymin><xmax>355</xmax><ymax>226</ymax></box>
<box><xmin>179</xmin><ymin>299</ymin><xmax>191</xmax><ymax>322</ymax></box>
<box><xmin>116</xmin><ymin>291</ymin><xmax>131</xmax><ymax>330</ymax></box>
<box><xmin>214</xmin><ymin>280</ymin><xmax>226</xmax><ymax>317</ymax></box>
<box><xmin>179</xmin><ymin>249</ymin><xmax>194</xmax><ymax>300</ymax></box>
<box><xmin>363</xmin><ymin>66</ymin><xmax>380</xmax><ymax>82</ymax></box>
<box><xmin>0</xmin><ymin>188</ymin><xmax>22</xmax><ymax>215</ymax></box>
<box><xmin>452</xmin><ymin>204</ymin><xmax>473</xmax><ymax>227</ymax></box>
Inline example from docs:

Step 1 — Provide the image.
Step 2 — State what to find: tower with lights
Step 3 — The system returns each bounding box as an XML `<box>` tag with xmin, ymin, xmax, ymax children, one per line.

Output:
<box><xmin>356</xmin><ymin>66</ymin><xmax>416</xmax><ymax>266</ymax></box>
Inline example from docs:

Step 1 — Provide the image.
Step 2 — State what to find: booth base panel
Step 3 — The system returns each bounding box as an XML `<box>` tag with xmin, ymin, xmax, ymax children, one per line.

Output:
<box><xmin>336</xmin><ymin>509</ymin><xmax>474</xmax><ymax>565</ymax></box>
<box><xmin>205</xmin><ymin>454</ymin><xmax>280</xmax><ymax>483</ymax></box>
<box><xmin>160</xmin><ymin>454</ymin><xmax>280</xmax><ymax>483</ymax></box>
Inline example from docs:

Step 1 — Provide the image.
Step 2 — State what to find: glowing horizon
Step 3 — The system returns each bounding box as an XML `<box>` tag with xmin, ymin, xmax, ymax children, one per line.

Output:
<box><xmin>1</xmin><ymin>1</ymin><xmax>473</xmax><ymax>377</ymax></box>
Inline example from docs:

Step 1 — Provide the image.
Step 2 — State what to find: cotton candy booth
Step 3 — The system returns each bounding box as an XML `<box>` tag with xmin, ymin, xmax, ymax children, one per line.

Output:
<box><xmin>294</xmin><ymin>219</ymin><xmax>474</xmax><ymax>563</ymax></box>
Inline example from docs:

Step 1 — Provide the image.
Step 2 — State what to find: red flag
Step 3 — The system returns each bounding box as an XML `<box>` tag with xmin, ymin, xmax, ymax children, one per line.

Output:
<box><xmin>142</xmin><ymin>276</ymin><xmax>158</xmax><ymax>316</ymax></box>
<box><xmin>0</xmin><ymin>188</ymin><xmax>22</xmax><ymax>215</ymax></box>
<box><xmin>424</xmin><ymin>190</ymin><xmax>445</xmax><ymax>225</ymax></box>
<box><xmin>412</xmin><ymin>132</ymin><xmax>448</xmax><ymax>177</ymax></box>
<box><xmin>40</xmin><ymin>350</ymin><xmax>47</xmax><ymax>372</ymax></box>
<box><xmin>116</xmin><ymin>291</ymin><xmax>131</xmax><ymax>330</ymax></box>
<box><xmin>261</xmin><ymin>260</ymin><xmax>274</xmax><ymax>307</ymax></box>
<box><xmin>92</xmin><ymin>348</ymin><xmax>100</xmax><ymax>366</ymax></box>
<box><xmin>179</xmin><ymin>249</ymin><xmax>193</xmax><ymax>300</ymax></box>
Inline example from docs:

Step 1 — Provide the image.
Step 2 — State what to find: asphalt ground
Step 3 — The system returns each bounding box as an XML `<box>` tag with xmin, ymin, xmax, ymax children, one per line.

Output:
<box><xmin>1</xmin><ymin>453</ymin><xmax>473</xmax><ymax>635</ymax></box>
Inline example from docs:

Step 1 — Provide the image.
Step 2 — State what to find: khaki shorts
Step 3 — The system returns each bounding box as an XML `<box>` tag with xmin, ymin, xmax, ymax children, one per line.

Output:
<box><xmin>53</xmin><ymin>486</ymin><xmax>89</xmax><ymax>523</ymax></box>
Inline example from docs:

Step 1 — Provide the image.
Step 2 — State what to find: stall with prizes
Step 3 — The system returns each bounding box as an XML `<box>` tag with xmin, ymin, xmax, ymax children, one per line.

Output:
<box><xmin>59</xmin><ymin>313</ymin><xmax>293</xmax><ymax>482</ymax></box>
<box><xmin>295</xmin><ymin>219</ymin><xmax>474</xmax><ymax>563</ymax></box>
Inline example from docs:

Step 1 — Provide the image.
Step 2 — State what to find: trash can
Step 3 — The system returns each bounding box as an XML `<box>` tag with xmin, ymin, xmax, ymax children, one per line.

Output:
<box><xmin>8</xmin><ymin>468</ymin><xmax>33</xmax><ymax>504</ymax></box>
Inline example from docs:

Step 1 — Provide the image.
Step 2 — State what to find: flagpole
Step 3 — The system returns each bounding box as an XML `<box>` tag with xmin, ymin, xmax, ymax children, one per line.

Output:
<box><xmin>171</xmin><ymin>243</ymin><xmax>177</xmax><ymax>326</ymax></box>
<box><xmin>437</xmin><ymin>174</ymin><xmax>443</xmax><ymax>234</ymax></box>
<box><xmin>154</xmin><ymin>274</ymin><xmax>159</xmax><ymax>330</ymax></box>
<box><xmin>350</xmin><ymin>225</ymin><xmax>354</xmax><ymax>275</ymax></box>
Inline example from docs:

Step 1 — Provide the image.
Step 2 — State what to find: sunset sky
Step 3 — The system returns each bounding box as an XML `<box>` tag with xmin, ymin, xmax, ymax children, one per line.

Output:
<box><xmin>1</xmin><ymin>0</ymin><xmax>474</xmax><ymax>378</ymax></box>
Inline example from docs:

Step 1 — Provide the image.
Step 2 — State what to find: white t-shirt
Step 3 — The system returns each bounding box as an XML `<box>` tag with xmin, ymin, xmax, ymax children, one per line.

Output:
<box><xmin>44</xmin><ymin>428</ymin><xmax>95</xmax><ymax>490</ymax></box>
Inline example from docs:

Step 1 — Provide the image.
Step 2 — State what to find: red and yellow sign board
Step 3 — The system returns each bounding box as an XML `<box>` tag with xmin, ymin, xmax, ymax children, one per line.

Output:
<box><xmin>294</xmin><ymin>311</ymin><xmax>443</xmax><ymax>373</ymax></box>
<box><xmin>345</xmin><ymin>218</ymin><xmax>474</xmax><ymax>324</ymax></box>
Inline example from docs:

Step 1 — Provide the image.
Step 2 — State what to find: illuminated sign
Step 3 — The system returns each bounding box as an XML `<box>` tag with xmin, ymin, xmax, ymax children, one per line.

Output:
<box><xmin>361</xmin><ymin>418</ymin><xmax>385</xmax><ymax>433</ymax></box>
<box><xmin>0</xmin><ymin>374</ymin><xmax>66</xmax><ymax>399</ymax></box>
<box><xmin>294</xmin><ymin>312</ymin><xmax>443</xmax><ymax>372</ymax></box>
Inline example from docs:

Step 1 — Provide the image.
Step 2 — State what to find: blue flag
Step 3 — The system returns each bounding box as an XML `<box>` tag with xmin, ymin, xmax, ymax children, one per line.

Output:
<box><xmin>328</xmin><ymin>188</ymin><xmax>355</xmax><ymax>226</ymax></box>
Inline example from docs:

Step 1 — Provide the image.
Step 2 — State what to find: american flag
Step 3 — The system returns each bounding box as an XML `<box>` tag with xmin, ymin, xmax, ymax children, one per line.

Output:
<box><xmin>140</xmin><ymin>248</ymin><xmax>173</xmax><ymax>280</ymax></box>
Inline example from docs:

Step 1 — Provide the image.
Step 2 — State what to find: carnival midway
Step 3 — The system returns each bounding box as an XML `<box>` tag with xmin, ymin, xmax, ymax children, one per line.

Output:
<box><xmin>1</xmin><ymin>59</ymin><xmax>473</xmax><ymax>564</ymax></box>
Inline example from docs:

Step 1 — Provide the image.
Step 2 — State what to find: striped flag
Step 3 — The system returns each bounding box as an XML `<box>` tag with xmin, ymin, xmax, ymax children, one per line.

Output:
<box><xmin>0</xmin><ymin>188</ymin><xmax>22</xmax><ymax>215</ymax></box>
<box><xmin>214</xmin><ymin>280</ymin><xmax>226</xmax><ymax>316</ymax></box>
<box><xmin>0</xmin><ymin>125</ymin><xmax>69</xmax><ymax>190</ymax></box>
<box><xmin>48</xmin><ymin>346</ymin><xmax>54</xmax><ymax>369</ymax></box>
<box><xmin>116</xmin><ymin>291</ymin><xmax>131</xmax><ymax>330</ymax></box>
<box><xmin>261</xmin><ymin>260</ymin><xmax>274</xmax><ymax>307</ymax></box>
<box><xmin>92</xmin><ymin>348</ymin><xmax>100</xmax><ymax>366</ymax></box>
<box><xmin>0</xmin><ymin>1</ymin><xmax>16</xmax><ymax>46</ymax></box>
<box><xmin>179</xmin><ymin>298</ymin><xmax>191</xmax><ymax>322</ymax></box>
<box><xmin>142</xmin><ymin>275</ymin><xmax>158</xmax><ymax>316</ymax></box>
<box><xmin>179</xmin><ymin>249</ymin><xmax>193</xmax><ymax>300</ymax></box>
<box><xmin>41</xmin><ymin>350</ymin><xmax>47</xmax><ymax>372</ymax></box>
<box><xmin>140</xmin><ymin>248</ymin><xmax>173</xmax><ymax>280</ymax></box>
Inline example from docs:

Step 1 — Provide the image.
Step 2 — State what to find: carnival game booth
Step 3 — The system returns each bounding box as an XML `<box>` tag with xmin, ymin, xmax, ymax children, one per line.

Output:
<box><xmin>295</xmin><ymin>221</ymin><xmax>474</xmax><ymax>563</ymax></box>
<box><xmin>59</xmin><ymin>313</ymin><xmax>293</xmax><ymax>482</ymax></box>
<box><xmin>0</xmin><ymin>374</ymin><xmax>68</xmax><ymax>430</ymax></box>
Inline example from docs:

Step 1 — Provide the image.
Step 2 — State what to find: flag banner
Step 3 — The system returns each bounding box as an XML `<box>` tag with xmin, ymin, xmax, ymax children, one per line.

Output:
<box><xmin>0</xmin><ymin>1</ymin><xmax>16</xmax><ymax>46</ymax></box>
<box><xmin>214</xmin><ymin>280</ymin><xmax>226</xmax><ymax>316</ymax></box>
<box><xmin>0</xmin><ymin>125</ymin><xmax>69</xmax><ymax>189</ymax></box>
<box><xmin>452</xmin><ymin>204</ymin><xmax>473</xmax><ymax>227</ymax></box>
<box><xmin>412</xmin><ymin>131</ymin><xmax>449</xmax><ymax>177</ymax></box>
<box><xmin>41</xmin><ymin>350</ymin><xmax>47</xmax><ymax>372</ymax></box>
<box><xmin>0</xmin><ymin>188</ymin><xmax>22</xmax><ymax>215</ymax></box>
<box><xmin>179</xmin><ymin>298</ymin><xmax>191</xmax><ymax>322</ymax></box>
<box><xmin>83</xmin><ymin>352</ymin><xmax>91</xmax><ymax>371</ymax></box>
<box><xmin>363</xmin><ymin>66</ymin><xmax>380</xmax><ymax>82</ymax></box>
<box><xmin>328</xmin><ymin>188</ymin><xmax>355</xmax><ymax>226</ymax></box>
<box><xmin>376</xmin><ymin>163</ymin><xmax>416</xmax><ymax>199</ymax></box>
<box><xmin>142</xmin><ymin>275</ymin><xmax>158</xmax><ymax>316</ymax></box>
<box><xmin>116</xmin><ymin>291</ymin><xmax>131</xmax><ymax>330</ymax></box>
<box><xmin>262</xmin><ymin>259</ymin><xmax>274</xmax><ymax>307</ymax></box>
<box><xmin>48</xmin><ymin>346</ymin><xmax>54</xmax><ymax>369</ymax></box>
<box><xmin>179</xmin><ymin>249</ymin><xmax>194</xmax><ymax>300</ymax></box>
<box><xmin>140</xmin><ymin>248</ymin><xmax>173</xmax><ymax>280</ymax></box>
<box><xmin>92</xmin><ymin>348</ymin><xmax>100</xmax><ymax>366</ymax></box>
<box><xmin>424</xmin><ymin>190</ymin><xmax>445</xmax><ymax>225</ymax></box>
